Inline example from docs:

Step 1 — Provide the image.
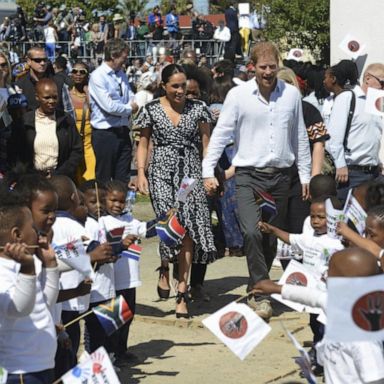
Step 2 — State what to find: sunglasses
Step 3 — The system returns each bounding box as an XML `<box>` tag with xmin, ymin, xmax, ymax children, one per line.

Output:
<box><xmin>30</xmin><ymin>57</ymin><xmax>48</xmax><ymax>63</ymax></box>
<box><xmin>368</xmin><ymin>73</ymin><xmax>384</xmax><ymax>89</ymax></box>
<box><xmin>72</xmin><ymin>69</ymin><xmax>88</xmax><ymax>75</ymax></box>
<box><xmin>0</xmin><ymin>62</ymin><xmax>8</xmax><ymax>68</ymax></box>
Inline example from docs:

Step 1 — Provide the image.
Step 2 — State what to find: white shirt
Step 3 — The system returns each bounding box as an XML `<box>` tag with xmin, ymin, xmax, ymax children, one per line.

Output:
<box><xmin>89</xmin><ymin>62</ymin><xmax>134</xmax><ymax>129</ymax></box>
<box><xmin>0</xmin><ymin>257</ymin><xmax>58</xmax><ymax>373</ymax></box>
<box><xmin>85</xmin><ymin>217</ymin><xmax>115</xmax><ymax>303</ymax></box>
<box><xmin>326</xmin><ymin>86</ymin><xmax>383</xmax><ymax>168</ymax></box>
<box><xmin>213</xmin><ymin>26</ymin><xmax>231</xmax><ymax>42</ymax></box>
<box><xmin>289</xmin><ymin>232</ymin><xmax>344</xmax><ymax>274</ymax></box>
<box><xmin>53</xmin><ymin>216</ymin><xmax>90</xmax><ymax>312</ymax></box>
<box><xmin>99</xmin><ymin>214</ymin><xmax>146</xmax><ymax>291</ymax></box>
<box><xmin>281</xmin><ymin>286</ymin><xmax>384</xmax><ymax>384</ymax></box>
<box><xmin>44</xmin><ymin>26</ymin><xmax>56</xmax><ymax>43</ymax></box>
<box><xmin>202</xmin><ymin>79</ymin><xmax>312</xmax><ymax>184</ymax></box>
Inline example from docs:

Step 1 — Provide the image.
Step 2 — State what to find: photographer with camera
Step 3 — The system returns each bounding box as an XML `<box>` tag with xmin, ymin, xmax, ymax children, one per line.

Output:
<box><xmin>33</xmin><ymin>3</ymin><xmax>52</xmax><ymax>41</ymax></box>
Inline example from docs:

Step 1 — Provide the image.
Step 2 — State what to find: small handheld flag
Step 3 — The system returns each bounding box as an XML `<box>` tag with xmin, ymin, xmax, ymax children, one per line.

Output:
<box><xmin>177</xmin><ymin>176</ymin><xmax>197</xmax><ymax>203</ymax></box>
<box><xmin>93</xmin><ymin>295</ymin><xmax>133</xmax><ymax>336</ymax></box>
<box><xmin>156</xmin><ymin>212</ymin><xmax>186</xmax><ymax>246</ymax></box>
<box><xmin>254</xmin><ymin>189</ymin><xmax>277</xmax><ymax>217</ymax></box>
<box><xmin>121</xmin><ymin>244</ymin><xmax>142</xmax><ymax>261</ymax></box>
<box><xmin>54</xmin><ymin>239</ymin><xmax>94</xmax><ymax>279</ymax></box>
<box><xmin>106</xmin><ymin>226</ymin><xmax>125</xmax><ymax>243</ymax></box>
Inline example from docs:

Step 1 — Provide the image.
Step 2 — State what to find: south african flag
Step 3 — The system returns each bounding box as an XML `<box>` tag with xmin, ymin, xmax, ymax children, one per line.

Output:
<box><xmin>156</xmin><ymin>212</ymin><xmax>186</xmax><ymax>246</ymax></box>
<box><xmin>93</xmin><ymin>295</ymin><xmax>133</xmax><ymax>336</ymax></box>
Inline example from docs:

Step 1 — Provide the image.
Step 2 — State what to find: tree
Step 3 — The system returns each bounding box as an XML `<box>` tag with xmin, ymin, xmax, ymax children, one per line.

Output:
<box><xmin>116</xmin><ymin>0</ymin><xmax>149</xmax><ymax>20</ymax></box>
<box><xmin>258</xmin><ymin>0</ymin><xmax>330</xmax><ymax>63</ymax></box>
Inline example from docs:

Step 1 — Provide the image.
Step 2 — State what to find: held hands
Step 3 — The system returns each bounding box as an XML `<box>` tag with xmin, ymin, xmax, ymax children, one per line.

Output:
<box><xmin>336</xmin><ymin>166</ymin><xmax>348</xmax><ymax>184</ymax></box>
<box><xmin>203</xmin><ymin>177</ymin><xmax>219</xmax><ymax>196</ymax></box>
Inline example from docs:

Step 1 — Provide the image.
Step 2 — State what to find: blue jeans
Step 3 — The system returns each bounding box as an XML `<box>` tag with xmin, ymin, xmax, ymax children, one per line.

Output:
<box><xmin>45</xmin><ymin>43</ymin><xmax>55</xmax><ymax>62</ymax></box>
<box><xmin>337</xmin><ymin>168</ymin><xmax>379</xmax><ymax>203</ymax></box>
<box><xmin>7</xmin><ymin>369</ymin><xmax>54</xmax><ymax>384</ymax></box>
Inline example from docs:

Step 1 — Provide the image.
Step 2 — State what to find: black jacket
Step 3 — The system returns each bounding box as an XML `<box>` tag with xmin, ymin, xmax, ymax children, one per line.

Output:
<box><xmin>15</xmin><ymin>72</ymin><xmax>65</xmax><ymax>111</ymax></box>
<box><xmin>21</xmin><ymin>109</ymin><xmax>83</xmax><ymax>179</ymax></box>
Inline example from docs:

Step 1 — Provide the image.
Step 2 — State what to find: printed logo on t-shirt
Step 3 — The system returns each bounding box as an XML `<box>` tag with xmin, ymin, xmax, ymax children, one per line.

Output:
<box><xmin>352</xmin><ymin>291</ymin><xmax>384</xmax><ymax>332</ymax></box>
<box><xmin>219</xmin><ymin>311</ymin><xmax>248</xmax><ymax>339</ymax></box>
<box><xmin>286</xmin><ymin>272</ymin><xmax>308</xmax><ymax>287</ymax></box>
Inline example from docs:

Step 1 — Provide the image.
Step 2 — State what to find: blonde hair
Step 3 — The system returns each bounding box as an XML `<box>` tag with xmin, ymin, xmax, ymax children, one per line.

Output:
<box><xmin>277</xmin><ymin>67</ymin><xmax>299</xmax><ymax>90</ymax></box>
<box><xmin>364</xmin><ymin>63</ymin><xmax>384</xmax><ymax>79</ymax></box>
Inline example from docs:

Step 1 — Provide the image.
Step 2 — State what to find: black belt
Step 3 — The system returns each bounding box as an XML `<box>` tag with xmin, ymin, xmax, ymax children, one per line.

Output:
<box><xmin>238</xmin><ymin>166</ymin><xmax>291</xmax><ymax>174</ymax></box>
<box><xmin>348</xmin><ymin>164</ymin><xmax>379</xmax><ymax>173</ymax></box>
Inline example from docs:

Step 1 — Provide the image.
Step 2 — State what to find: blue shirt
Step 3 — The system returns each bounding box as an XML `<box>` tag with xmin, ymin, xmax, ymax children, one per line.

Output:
<box><xmin>89</xmin><ymin>62</ymin><xmax>134</xmax><ymax>129</ymax></box>
<box><xmin>166</xmin><ymin>13</ymin><xmax>179</xmax><ymax>33</ymax></box>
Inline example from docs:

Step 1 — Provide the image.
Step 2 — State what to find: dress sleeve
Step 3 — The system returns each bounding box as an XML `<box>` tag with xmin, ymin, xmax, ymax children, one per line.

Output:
<box><xmin>302</xmin><ymin>101</ymin><xmax>330</xmax><ymax>144</ymax></box>
<box><xmin>133</xmin><ymin>105</ymin><xmax>153</xmax><ymax>129</ymax></box>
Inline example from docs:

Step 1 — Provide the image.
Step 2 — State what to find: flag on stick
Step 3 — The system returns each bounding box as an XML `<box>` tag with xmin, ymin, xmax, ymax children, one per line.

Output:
<box><xmin>254</xmin><ymin>189</ymin><xmax>277</xmax><ymax>217</ymax></box>
<box><xmin>326</xmin><ymin>275</ymin><xmax>384</xmax><ymax>342</ymax></box>
<box><xmin>177</xmin><ymin>176</ymin><xmax>197</xmax><ymax>203</ymax></box>
<box><xmin>156</xmin><ymin>211</ymin><xmax>186</xmax><ymax>246</ymax></box>
<box><xmin>54</xmin><ymin>239</ymin><xmax>94</xmax><ymax>279</ymax></box>
<box><xmin>202</xmin><ymin>302</ymin><xmax>271</xmax><ymax>360</ymax></box>
<box><xmin>343</xmin><ymin>189</ymin><xmax>367</xmax><ymax>236</ymax></box>
<box><xmin>93</xmin><ymin>295</ymin><xmax>133</xmax><ymax>336</ymax></box>
<box><xmin>121</xmin><ymin>243</ymin><xmax>142</xmax><ymax>261</ymax></box>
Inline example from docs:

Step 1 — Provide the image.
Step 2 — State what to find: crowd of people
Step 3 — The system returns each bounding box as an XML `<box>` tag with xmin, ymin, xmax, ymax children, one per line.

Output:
<box><xmin>0</xmin><ymin>9</ymin><xmax>383</xmax><ymax>383</ymax></box>
<box><xmin>0</xmin><ymin>2</ymin><xmax>267</xmax><ymax>66</ymax></box>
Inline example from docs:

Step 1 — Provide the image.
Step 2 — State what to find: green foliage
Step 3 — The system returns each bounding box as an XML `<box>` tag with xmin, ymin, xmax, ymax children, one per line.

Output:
<box><xmin>116</xmin><ymin>0</ymin><xmax>150</xmax><ymax>19</ymax></box>
<box><xmin>260</xmin><ymin>0</ymin><xmax>330</xmax><ymax>63</ymax></box>
<box><xmin>160</xmin><ymin>0</ymin><xmax>192</xmax><ymax>15</ymax></box>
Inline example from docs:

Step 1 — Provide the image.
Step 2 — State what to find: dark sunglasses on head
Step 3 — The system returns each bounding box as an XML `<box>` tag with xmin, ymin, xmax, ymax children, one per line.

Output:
<box><xmin>0</xmin><ymin>62</ymin><xmax>8</xmax><ymax>68</ymax></box>
<box><xmin>72</xmin><ymin>69</ymin><xmax>88</xmax><ymax>75</ymax></box>
<box><xmin>30</xmin><ymin>57</ymin><xmax>48</xmax><ymax>63</ymax></box>
<box><xmin>368</xmin><ymin>72</ymin><xmax>384</xmax><ymax>89</ymax></box>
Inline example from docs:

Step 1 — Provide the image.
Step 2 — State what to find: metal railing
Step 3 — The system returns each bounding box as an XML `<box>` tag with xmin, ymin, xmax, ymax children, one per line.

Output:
<box><xmin>1</xmin><ymin>39</ymin><xmax>228</xmax><ymax>64</ymax></box>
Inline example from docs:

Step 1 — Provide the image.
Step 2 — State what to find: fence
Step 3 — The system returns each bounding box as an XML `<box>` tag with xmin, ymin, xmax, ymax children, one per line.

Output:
<box><xmin>1</xmin><ymin>39</ymin><xmax>228</xmax><ymax>64</ymax></box>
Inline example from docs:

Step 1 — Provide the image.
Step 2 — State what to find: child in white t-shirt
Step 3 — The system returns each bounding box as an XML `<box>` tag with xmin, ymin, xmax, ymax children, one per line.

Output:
<box><xmin>0</xmin><ymin>190</ymin><xmax>59</xmax><ymax>383</ymax></box>
<box><xmin>253</xmin><ymin>248</ymin><xmax>384</xmax><ymax>384</ymax></box>
<box><xmin>101</xmin><ymin>180</ymin><xmax>157</xmax><ymax>365</ymax></box>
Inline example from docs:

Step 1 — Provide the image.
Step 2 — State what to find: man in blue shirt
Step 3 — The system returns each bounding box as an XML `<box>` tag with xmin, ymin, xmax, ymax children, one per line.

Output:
<box><xmin>89</xmin><ymin>38</ymin><xmax>136</xmax><ymax>183</ymax></box>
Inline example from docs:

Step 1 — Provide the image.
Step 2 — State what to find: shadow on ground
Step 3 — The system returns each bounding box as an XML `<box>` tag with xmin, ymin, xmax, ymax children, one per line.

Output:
<box><xmin>119</xmin><ymin>339</ymin><xmax>216</xmax><ymax>383</ymax></box>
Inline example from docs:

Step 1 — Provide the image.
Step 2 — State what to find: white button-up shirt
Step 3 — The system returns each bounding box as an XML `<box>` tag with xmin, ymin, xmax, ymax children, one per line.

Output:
<box><xmin>326</xmin><ymin>86</ymin><xmax>383</xmax><ymax>168</ymax></box>
<box><xmin>202</xmin><ymin>78</ymin><xmax>312</xmax><ymax>184</ymax></box>
<box><xmin>89</xmin><ymin>62</ymin><xmax>134</xmax><ymax>129</ymax></box>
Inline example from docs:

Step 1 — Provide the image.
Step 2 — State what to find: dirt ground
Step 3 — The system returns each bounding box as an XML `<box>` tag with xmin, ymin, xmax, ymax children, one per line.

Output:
<box><xmin>117</xmin><ymin>202</ymin><xmax>313</xmax><ymax>384</ymax></box>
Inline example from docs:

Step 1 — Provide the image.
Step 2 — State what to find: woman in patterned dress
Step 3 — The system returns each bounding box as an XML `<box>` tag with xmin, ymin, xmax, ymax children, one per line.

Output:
<box><xmin>135</xmin><ymin>64</ymin><xmax>216</xmax><ymax>318</ymax></box>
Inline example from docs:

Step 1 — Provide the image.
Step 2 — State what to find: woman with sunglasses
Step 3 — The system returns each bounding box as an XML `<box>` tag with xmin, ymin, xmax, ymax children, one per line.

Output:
<box><xmin>0</xmin><ymin>52</ymin><xmax>12</xmax><ymax>92</ymax></box>
<box><xmin>324</xmin><ymin>60</ymin><xmax>384</xmax><ymax>202</ymax></box>
<box><xmin>69</xmin><ymin>61</ymin><xmax>96</xmax><ymax>183</ymax></box>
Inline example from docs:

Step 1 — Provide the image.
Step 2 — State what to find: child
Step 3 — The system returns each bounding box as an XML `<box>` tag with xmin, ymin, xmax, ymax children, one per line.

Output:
<box><xmin>101</xmin><ymin>180</ymin><xmax>156</xmax><ymax>365</ymax></box>
<box><xmin>79</xmin><ymin>180</ymin><xmax>117</xmax><ymax>354</ymax></box>
<box><xmin>0</xmin><ymin>188</ymin><xmax>59</xmax><ymax>383</ymax></box>
<box><xmin>338</xmin><ymin>205</ymin><xmax>384</xmax><ymax>271</ymax></box>
<box><xmin>253</xmin><ymin>248</ymin><xmax>384</xmax><ymax>384</ymax></box>
<box><xmin>49</xmin><ymin>175</ymin><xmax>112</xmax><ymax>367</ymax></box>
<box><xmin>259</xmin><ymin>195</ymin><xmax>344</xmax><ymax>373</ymax></box>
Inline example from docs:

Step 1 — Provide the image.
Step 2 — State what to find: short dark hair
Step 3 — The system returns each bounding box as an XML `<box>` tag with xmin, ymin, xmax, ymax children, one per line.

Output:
<box><xmin>79</xmin><ymin>179</ymin><xmax>106</xmax><ymax>193</ymax></box>
<box><xmin>311</xmin><ymin>195</ymin><xmax>343</xmax><ymax>210</ymax></box>
<box><xmin>105</xmin><ymin>180</ymin><xmax>127</xmax><ymax>195</ymax></box>
<box><xmin>367</xmin><ymin>205</ymin><xmax>384</xmax><ymax>228</ymax></box>
<box><xmin>309</xmin><ymin>174</ymin><xmax>337</xmax><ymax>200</ymax></box>
<box><xmin>54</xmin><ymin>56</ymin><xmax>67</xmax><ymax>70</ymax></box>
<box><xmin>104</xmin><ymin>38</ymin><xmax>129</xmax><ymax>61</ymax></box>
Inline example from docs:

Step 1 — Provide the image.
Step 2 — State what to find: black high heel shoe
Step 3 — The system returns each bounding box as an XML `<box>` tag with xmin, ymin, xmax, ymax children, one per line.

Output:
<box><xmin>156</xmin><ymin>266</ymin><xmax>170</xmax><ymax>299</ymax></box>
<box><xmin>176</xmin><ymin>291</ymin><xmax>190</xmax><ymax>319</ymax></box>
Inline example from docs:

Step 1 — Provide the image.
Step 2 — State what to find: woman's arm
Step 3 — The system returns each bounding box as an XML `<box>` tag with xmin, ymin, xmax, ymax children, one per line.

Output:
<box><xmin>199</xmin><ymin>122</ymin><xmax>211</xmax><ymax>159</ymax></box>
<box><xmin>136</xmin><ymin>127</ymin><xmax>152</xmax><ymax>194</ymax></box>
<box><xmin>311</xmin><ymin>141</ymin><xmax>325</xmax><ymax>176</ymax></box>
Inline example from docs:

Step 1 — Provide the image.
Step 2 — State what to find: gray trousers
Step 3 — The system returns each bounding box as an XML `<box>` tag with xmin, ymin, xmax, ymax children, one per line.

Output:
<box><xmin>235</xmin><ymin>167</ymin><xmax>291</xmax><ymax>292</ymax></box>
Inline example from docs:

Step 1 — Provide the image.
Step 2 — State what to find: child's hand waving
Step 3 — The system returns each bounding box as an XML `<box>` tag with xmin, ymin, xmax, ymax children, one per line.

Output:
<box><xmin>252</xmin><ymin>279</ymin><xmax>282</xmax><ymax>295</ymax></box>
<box><xmin>4</xmin><ymin>243</ymin><xmax>35</xmax><ymax>275</ymax></box>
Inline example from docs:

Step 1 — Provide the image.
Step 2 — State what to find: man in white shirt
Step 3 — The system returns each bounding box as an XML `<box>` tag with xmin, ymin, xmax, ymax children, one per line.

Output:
<box><xmin>203</xmin><ymin>42</ymin><xmax>311</xmax><ymax>319</ymax></box>
<box><xmin>213</xmin><ymin>20</ymin><xmax>231</xmax><ymax>57</ymax></box>
<box><xmin>89</xmin><ymin>38</ymin><xmax>136</xmax><ymax>184</ymax></box>
<box><xmin>326</xmin><ymin>63</ymin><xmax>384</xmax><ymax>202</ymax></box>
